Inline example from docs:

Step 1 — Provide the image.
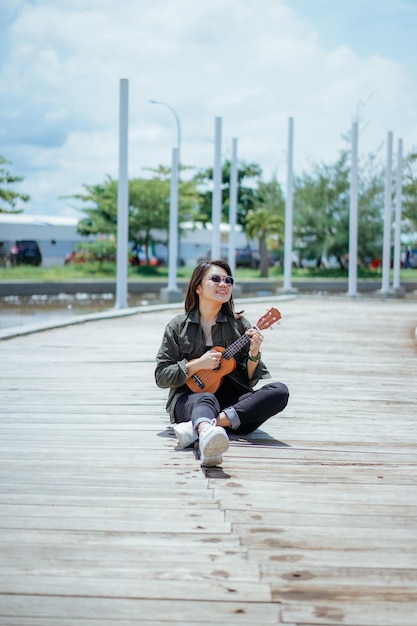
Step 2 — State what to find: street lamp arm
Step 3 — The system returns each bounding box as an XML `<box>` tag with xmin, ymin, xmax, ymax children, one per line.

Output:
<box><xmin>148</xmin><ymin>99</ymin><xmax>181</xmax><ymax>157</ymax></box>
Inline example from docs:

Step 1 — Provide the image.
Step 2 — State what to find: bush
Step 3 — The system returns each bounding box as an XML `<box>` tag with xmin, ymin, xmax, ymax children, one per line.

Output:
<box><xmin>77</xmin><ymin>239</ymin><xmax>117</xmax><ymax>263</ymax></box>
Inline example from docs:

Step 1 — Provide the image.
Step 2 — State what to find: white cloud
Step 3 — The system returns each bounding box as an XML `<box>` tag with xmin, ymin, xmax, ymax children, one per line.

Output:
<box><xmin>0</xmin><ymin>0</ymin><xmax>415</xmax><ymax>215</ymax></box>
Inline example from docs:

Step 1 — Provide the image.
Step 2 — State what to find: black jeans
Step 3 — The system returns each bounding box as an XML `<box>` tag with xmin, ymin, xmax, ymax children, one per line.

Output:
<box><xmin>174</xmin><ymin>382</ymin><xmax>289</xmax><ymax>436</ymax></box>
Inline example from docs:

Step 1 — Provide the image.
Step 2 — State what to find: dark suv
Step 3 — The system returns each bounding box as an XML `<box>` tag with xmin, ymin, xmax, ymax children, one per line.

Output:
<box><xmin>235</xmin><ymin>247</ymin><xmax>260</xmax><ymax>268</ymax></box>
<box><xmin>9</xmin><ymin>240</ymin><xmax>42</xmax><ymax>266</ymax></box>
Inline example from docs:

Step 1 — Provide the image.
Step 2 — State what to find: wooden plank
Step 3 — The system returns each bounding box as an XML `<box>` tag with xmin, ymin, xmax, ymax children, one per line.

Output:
<box><xmin>0</xmin><ymin>573</ymin><xmax>272</xmax><ymax>603</ymax></box>
<box><xmin>0</xmin><ymin>517</ymin><xmax>230</xmax><ymax>533</ymax></box>
<box><xmin>267</xmin><ymin>565</ymin><xmax>417</xmax><ymax>590</ymax></box>
<box><xmin>0</xmin><ymin>529</ymin><xmax>241</xmax><ymax>551</ymax></box>
<box><xmin>0</xmin><ymin>621</ymin><xmax>283</xmax><ymax>626</ymax></box>
<box><xmin>213</xmin><ymin>479</ymin><xmax>417</xmax><ymax>504</ymax></box>
<box><xmin>0</xmin><ymin>494</ymin><xmax>221</xmax><ymax>509</ymax></box>
<box><xmin>227</xmin><ymin>510</ymin><xmax>417</xmax><ymax>529</ymax></box>
<box><xmin>218</xmin><ymin>464</ymin><xmax>417</xmax><ymax>484</ymax></box>
<box><xmin>0</xmin><ymin>504</ymin><xmax>224</xmax><ymax>522</ymax></box>
<box><xmin>0</xmin><ymin>596</ymin><xmax>281</xmax><ymax>624</ymax></box>
<box><xmin>234</xmin><ymin>524</ymin><xmax>416</xmax><ymax>551</ymax></box>
<box><xmin>280</xmin><ymin>599</ymin><xmax>417</xmax><ymax>626</ymax></box>
<box><xmin>227</xmin><ymin>499</ymin><xmax>417</xmax><ymax>517</ymax></box>
<box><xmin>0</xmin><ymin>553</ymin><xmax>260</xmax><ymax>579</ymax></box>
<box><xmin>0</xmin><ymin>487</ymin><xmax>221</xmax><ymax>506</ymax></box>
<box><xmin>251</xmin><ymin>546</ymin><xmax>417</xmax><ymax>570</ymax></box>
<box><xmin>0</xmin><ymin>538</ymin><xmax>249</xmax><ymax>565</ymax></box>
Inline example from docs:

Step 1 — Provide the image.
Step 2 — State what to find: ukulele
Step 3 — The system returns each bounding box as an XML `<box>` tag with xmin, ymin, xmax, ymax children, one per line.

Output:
<box><xmin>187</xmin><ymin>307</ymin><xmax>281</xmax><ymax>394</ymax></box>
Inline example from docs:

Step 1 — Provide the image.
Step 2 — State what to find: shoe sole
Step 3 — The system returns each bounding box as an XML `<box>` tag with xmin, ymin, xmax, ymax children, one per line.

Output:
<box><xmin>201</xmin><ymin>454</ymin><xmax>223</xmax><ymax>467</ymax></box>
<box><xmin>200</xmin><ymin>432</ymin><xmax>229</xmax><ymax>466</ymax></box>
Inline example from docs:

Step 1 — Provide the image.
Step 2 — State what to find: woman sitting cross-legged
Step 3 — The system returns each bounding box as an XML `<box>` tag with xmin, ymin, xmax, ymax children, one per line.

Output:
<box><xmin>155</xmin><ymin>259</ymin><xmax>289</xmax><ymax>467</ymax></box>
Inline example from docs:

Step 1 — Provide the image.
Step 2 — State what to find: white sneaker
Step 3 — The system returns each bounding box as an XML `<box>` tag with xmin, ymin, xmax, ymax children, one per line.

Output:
<box><xmin>173</xmin><ymin>421</ymin><xmax>198</xmax><ymax>448</ymax></box>
<box><xmin>199</xmin><ymin>424</ymin><xmax>229</xmax><ymax>467</ymax></box>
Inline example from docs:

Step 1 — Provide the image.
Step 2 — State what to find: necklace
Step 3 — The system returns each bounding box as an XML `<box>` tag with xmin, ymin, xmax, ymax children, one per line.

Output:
<box><xmin>201</xmin><ymin>320</ymin><xmax>214</xmax><ymax>345</ymax></box>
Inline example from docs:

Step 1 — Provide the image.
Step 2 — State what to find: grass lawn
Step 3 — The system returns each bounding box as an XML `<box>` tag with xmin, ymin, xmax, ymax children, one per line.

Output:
<box><xmin>0</xmin><ymin>263</ymin><xmax>416</xmax><ymax>282</ymax></box>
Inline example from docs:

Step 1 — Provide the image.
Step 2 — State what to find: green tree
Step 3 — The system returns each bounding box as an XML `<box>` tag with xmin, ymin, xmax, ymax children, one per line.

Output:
<box><xmin>128</xmin><ymin>177</ymin><xmax>170</xmax><ymax>262</ymax></box>
<box><xmin>72</xmin><ymin>169</ymin><xmax>200</xmax><ymax>263</ymax></box>
<box><xmin>73</xmin><ymin>175</ymin><xmax>118</xmax><ymax>236</ymax></box>
<box><xmin>293</xmin><ymin>149</ymin><xmax>384</xmax><ymax>269</ymax></box>
<box><xmin>0</xmin><ymin>156</ymin><xmax>30</xmax><ymax>213</ymax></box>
<box><xmin>141</xmin><ymin>164</ymin><xmax>202</xmax><ymax>231</ymax></box>
<box><xmin>355</xmin><ymin>152</ymin><xmax>384</xmax><ymax>264</ymax></box>
<box><xmin>194</xmin><ymin>160</ymin><xmax>262</xmax><ymax>227</ymax></box>
<box><xmin>402</xmin><ymin>151</ymin><xmax>417</xmax><ymax>231</ymax></box>
<box><xmin>294</xmin><ymin>151</ymin><xmax>350</xmax><ymax>268</ymax></box>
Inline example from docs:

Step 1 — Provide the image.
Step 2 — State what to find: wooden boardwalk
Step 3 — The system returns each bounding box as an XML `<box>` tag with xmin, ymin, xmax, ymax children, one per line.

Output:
<box><xmin>0</xmin><ymin>295</ymin><xmax>416</xmax><ymax>626</ymax></box>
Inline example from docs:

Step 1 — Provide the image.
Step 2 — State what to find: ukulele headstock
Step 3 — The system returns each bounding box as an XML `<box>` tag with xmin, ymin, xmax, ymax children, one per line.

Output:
<box><xmin>256</xmin><ymin>307</ymin><xmax>281</xmax><ymax>331</ymax></box>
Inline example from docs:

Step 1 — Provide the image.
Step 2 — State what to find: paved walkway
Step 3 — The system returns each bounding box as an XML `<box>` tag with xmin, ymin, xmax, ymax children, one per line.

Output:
<box><xmin>0</xmin><ymin>295</ymin><xmax>416</xmax><ymax>625</ymax></box>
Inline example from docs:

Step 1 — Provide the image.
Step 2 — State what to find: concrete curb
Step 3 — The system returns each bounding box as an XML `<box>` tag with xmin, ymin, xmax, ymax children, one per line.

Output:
<box><xmin>0</xmin><ymin>294</ymin><xmax>296</xmax><ymax>341</ymax></box>
<box><xmin>0</xmin><ymin>302</ymin><xmax>181</xmax><ymax>341</ymax></box>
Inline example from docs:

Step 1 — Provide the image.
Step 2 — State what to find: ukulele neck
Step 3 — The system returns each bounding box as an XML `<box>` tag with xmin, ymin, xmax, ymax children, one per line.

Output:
<box><xmin>222</xmin><ymin>325</ymin><xmax>259</xmax><ymax>361</ymax></box>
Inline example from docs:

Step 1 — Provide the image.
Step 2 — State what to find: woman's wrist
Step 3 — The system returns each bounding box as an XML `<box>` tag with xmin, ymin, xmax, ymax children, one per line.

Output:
<box><xmin>248</xmin><ymin>351</ymin><xmax>261</xmax><ymax>362</ymax></box>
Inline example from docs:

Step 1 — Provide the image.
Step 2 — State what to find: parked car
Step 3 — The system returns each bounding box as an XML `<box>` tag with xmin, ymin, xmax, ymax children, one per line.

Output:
<box><xmin>235</xmin><ymin>247</ymin><xmax>260</xmax><ymax>268</ymax></box>
<box><xmin>8</xmin><ymin>240</ymin><xmax>42</xmax><ymax>266</ymax></box>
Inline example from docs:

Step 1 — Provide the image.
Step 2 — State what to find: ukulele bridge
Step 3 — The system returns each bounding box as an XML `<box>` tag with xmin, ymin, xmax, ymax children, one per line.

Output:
<box><xmin>191</xmin><ymin>374</ymin><xmax>205</xmax><ymax>389</ymax></box>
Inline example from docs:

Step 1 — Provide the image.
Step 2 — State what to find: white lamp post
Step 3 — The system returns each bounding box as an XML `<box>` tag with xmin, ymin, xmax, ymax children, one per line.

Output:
<box><xmin>283</xmin><ymin>117</ymin><xmax>294</xmax><ymax>292</ymax></box>
<box><xmin>392</xmin><ymin>138</ymin><xmax>404</xmax><ymax>293</ymax></box>
<box><xmin>211</xmin><ymin>116</ymin><xmax>222</xmax><ymax>260</ymax></box>
<box><xmin>348</xmin><ymin>121</ymin><xmax>359</xmax><ymax>297</ymax></box>
<box><xmin>115</xmin><ymin>78</ymin><xmax>129</xmax><ymax>310</ymax></box>
<box><xmin>149</xmin><ymin>100</ymin><xmax>182</xmax><ymax>302</ymax></box>
<box><xmin>381</xmin><ymin>131</ymin><xmax>393</xmax><ymax>294</ymax></box>
<box><xmin>228</xmin><ymin>137</ymin><xmax>238</xmax><ymax>276</ymax></box>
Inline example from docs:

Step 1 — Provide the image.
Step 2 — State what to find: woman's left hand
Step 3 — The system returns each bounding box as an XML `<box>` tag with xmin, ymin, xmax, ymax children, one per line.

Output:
<box><xmin>246</xmin><ymin>328</ymin><xmax>264</xmax><ymax>356</ymax></box>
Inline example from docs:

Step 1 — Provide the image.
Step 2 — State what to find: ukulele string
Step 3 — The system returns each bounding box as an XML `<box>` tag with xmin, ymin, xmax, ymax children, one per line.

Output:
<box><xmin>222</xmin><ymin>324</ymin><xmax>259</xmax><ymax>360</ymax></box>
<box><xmin>197</xmin><ymin>327</ymin><xmax>255</xmax><ymax>386</ymax></box>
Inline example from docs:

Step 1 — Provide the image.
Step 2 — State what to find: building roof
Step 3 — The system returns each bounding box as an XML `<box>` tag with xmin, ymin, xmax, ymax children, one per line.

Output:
<box><xmin>0</xmin><ymin>214</ymin><xmax>79</xmax><ymax>227</ymax></box>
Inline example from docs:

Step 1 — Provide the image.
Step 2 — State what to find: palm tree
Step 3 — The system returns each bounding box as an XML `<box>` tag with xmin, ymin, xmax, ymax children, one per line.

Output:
<box><xmin>246</xmin><ymin>207</ymin><xmax>283</xmax><ymax>277</ymax></box>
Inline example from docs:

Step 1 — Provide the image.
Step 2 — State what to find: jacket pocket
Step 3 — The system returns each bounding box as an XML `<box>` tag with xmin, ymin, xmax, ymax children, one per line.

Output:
<box><xmin>178</xmin><ymin>336</ymin><xmax>194</xmax><ymax>355</ymax></box>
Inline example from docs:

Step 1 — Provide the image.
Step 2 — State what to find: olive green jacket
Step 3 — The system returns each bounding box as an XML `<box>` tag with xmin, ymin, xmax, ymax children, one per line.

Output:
<box><xmin>155</xmin><ymin>308</ymin><xmax>271</xmax><ymax>422</ymax></box>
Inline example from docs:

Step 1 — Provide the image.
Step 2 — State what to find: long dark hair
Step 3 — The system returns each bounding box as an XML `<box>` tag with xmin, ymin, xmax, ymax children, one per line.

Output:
<box><xmin>184</xmin><ymin>259</ymin><xmax>235</xmax><ymax>316</ymax></box>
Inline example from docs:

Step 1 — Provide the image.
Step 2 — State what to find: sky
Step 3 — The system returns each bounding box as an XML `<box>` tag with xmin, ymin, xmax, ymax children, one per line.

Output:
<box><xmin>1</xmin><ymin>0</ymin><xmax>416</xmax><ymax>217</ymax></box>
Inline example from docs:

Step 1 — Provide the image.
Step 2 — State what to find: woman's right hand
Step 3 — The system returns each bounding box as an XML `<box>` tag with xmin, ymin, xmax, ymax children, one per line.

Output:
<box><xmin>186</xmin><ymin>348</ymin><xmax>222</xmax><ymax>377</ymax></box>
<box><xmin>187</xmin><ymin>349</ymin><xmax>222</xmax><ymax>377</ymax></box>
<box><xmin>198</xmin><ymin>348</ymin><xmax>222</xmax><ymax>370</ymax></box>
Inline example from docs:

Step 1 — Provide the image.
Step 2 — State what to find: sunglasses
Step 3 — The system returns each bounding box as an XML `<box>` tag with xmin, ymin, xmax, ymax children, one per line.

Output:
<box><xmin>208</xmin><ymin>273</ymin><xmax>234</xmax><ymax>286</ymax></box>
